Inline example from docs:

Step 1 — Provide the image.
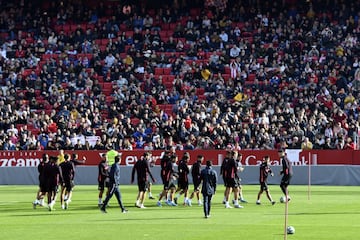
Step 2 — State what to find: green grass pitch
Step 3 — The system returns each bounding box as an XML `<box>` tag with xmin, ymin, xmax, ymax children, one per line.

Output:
<box><xmin>1</xmin><ymin>185</ymin><xmax>359</xmax><ymax>240</ymax></box>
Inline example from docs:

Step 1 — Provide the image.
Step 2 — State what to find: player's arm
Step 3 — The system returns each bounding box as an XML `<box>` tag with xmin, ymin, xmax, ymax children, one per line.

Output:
<box><xmin>130</xmin><ymin>163</ymin><xmax>136</xmax><ymax>184</ymax></box>
<box><xmin>213</xmin><ymin>171</ymin><xmax>218</xmax><ymax>194</ymax></box>
<box><xmin>100</xmin><ymin>163</ymin><xmax>108</xmax><ymax>177</ymax></box>
<box><xmin>269</xmin><ymin>167</ymin><xmax>274</xmax><ymax>177</ymax></box>
<box><xmin>109</xmin><ymin>164</ymin><xmax>116</xmax><ymax>183</ymax></box>
<box><xmin>72</xmin><ymin>157</ymin><xmax>86</xmax><ymax>165</ymax></box>
<box><xmin>146</xmin><ymin>162</ymin><xmax>156</xmax><ymax>182</ymax></box>
<box><xmin>57</xmin><ymin>165</ymin><xmax>64</xmax><ymax>184</ymax></box>
<box><xmin>280</xmin><ymin>159</ymin><xmax>285</xmax><ymax>175</ymax></box>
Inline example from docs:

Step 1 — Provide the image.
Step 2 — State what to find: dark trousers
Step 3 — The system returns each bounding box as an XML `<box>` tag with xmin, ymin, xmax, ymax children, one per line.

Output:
<box><xmin>202</xmin><ymin>194</ymin><xmax>212</xmax><ymax>217</ymax></box>
<box><xmin>103</xmin><ymin>183</ymin><xmax>125</xmax><ymax>211</ymax></box>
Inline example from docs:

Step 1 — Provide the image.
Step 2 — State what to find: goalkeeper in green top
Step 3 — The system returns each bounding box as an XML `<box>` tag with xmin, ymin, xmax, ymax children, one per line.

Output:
<box><xmin>106</xmin><ymin>149</ymin><xmax>121</xmax><ymax>166</ymax></box>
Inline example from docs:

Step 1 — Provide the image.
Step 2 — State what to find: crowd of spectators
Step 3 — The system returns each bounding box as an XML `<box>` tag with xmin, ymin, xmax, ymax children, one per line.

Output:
<box><xmin>0</xmin><ymin>0</ymin><xmax>359</xmax><ymax>151</ymax></box>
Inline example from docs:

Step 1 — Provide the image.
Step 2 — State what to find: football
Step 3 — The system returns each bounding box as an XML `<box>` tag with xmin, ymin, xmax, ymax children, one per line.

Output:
<box><xmin>287</xmin><ymin>226</ymin><xmax>295</xmax><ymax>234</ymax></box>
<box><xmin>280</xmin><ymin>196</ymin><xmax>286</xmax><ymax>203</ymax></box>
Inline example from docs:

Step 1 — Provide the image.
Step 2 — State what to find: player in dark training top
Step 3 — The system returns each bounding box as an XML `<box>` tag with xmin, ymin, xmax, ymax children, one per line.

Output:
<box><xmin>279</xmin><ymin>149</ymin><xmax>293</xmax><ymax>201</ymax></box>
<box><xmin>98</xmin><ymin>153</ymin><xmax>109</xmax><ymax>207</ymax></box>
<box><xmin>43</xmin><ymin>156</ymin><xmax>63</xmax><ymax>211</ymax></box>
<box><xmin>256</xmin><ymin>156</ymin><xmax>276</xmax><ymax>205</ymax></box>
<box><xmin>188</xmin><ymin>155</ymin><xmax>204</xmax><ymax>206</ymax></box>
<box><xmin>33</xmin><ymin>153</ymin><xmax>50</xmax><ymax>208</ymax></box>
<box><xmin>174</xmin><ymin>152</ymin><xmax>190</xmax><ymax>206</ymax></box>
<box><xmin>59</xmin><ymin>154</ymin><xmax>75</xmax><ymax>209</ymax></box>
<box><xmin>131</xmin><ymin>152</ymin><xmax>156</xmax><ymax>208</ymax></box>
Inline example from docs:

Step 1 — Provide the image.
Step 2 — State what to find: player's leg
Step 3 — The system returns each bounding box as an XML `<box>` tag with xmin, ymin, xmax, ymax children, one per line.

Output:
<box><xmin>256</xmin><ymin>189</ymin><xmax>264</xmax><ymax>204</ymax></box>
<box><xmin>168</xmin><ymin>185</ymin><xmax>177</xmax><ymax>206</ymax></box>
<box><xmin>203</xmin><ymin>194</ymin><xmax>209</xmax><ymax>217</ymax></box>
<box><xmin>233</xmin><ymin>186</ymin><xmax>244</xmax><ymax>208</ymax></box>
<box><xmin>101</xmin><ymin>183</ymin><xmax>115</xmax><ymax>212</ymax></box>
<box><xmin>137</xmin><ymin>181</ymin><xmax>147</xmax><ymax>208</ymax></box>
<box><xmin>183</xmin><ymin>185</ymin><xmax>189</xmax><ymax>206</ymax></box>
<box><xmin>147</xmin><ymin>182</ymin><xmax>154</xmax><ymax>199</ymax></box>
<box><xmin>114</xmin><ymin>187</ymin><xmax>127</xmax><ymax>212</ymax></box>
<box><xmin>135</xmin><ymin>183</ymin><xmax>141</xmax><ymax>207</ymax></box>
<box><xmin>265</xmin><ymin>189</ymin><xmax>276</xmax><ymax>205</ymax></box>
<box><xmin>238</xmin><ymin>184</ymin><xmax>247</xmax><ymax>203</ymax></box>
<box><xmin>157</xmin><ymin>182</ymin><xmax>169</xmax><ymax>207</ymax></box>
<box><xmin>98</xmin><ymin>180</ymin><xmax>105</xmax><ymax>207</ymax></box>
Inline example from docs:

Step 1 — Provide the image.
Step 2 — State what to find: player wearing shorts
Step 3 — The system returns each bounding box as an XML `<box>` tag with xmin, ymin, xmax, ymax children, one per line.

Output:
<box><xmin>174</xmin><ymin>152</ymin><xmax>190</xmax><ymax>206</ymax></box>
<box><xmin>188</xmin><ymin>155</ymin><xmax>204</xmax><ymax>206</ymax></box>
<box><xmin>157</xmin><ymin>154</ymin><xmax>178</xmax><ymax>207</ymax></box>
<box><xmin>59</xmin><ymin>154</ymin><xmax>75</xmax><ymax>209</ymax></box>
<box><xmin>98</xmin><ymin>153</ymin><xmax>109</xmax><ymax>207</ymax></box>
<box><xmin>43</xmin><ymin>156</ymin><xmax>63</xmax><ymax>211</ymax></box>
<box><xmin>220</xmin><ymin>150</ymin><xmax>232</xmax><ymax>204</ymax></box>
<box><xmin>131</xmin><ymin>152</ymin><xmax>156</xmax><ymax>208</ymax></box>
<box><xmin>157</xmin><ymin>148</ymin><xmax>172</xmax><ymax>206</ymax></box>
<box><xmin>279</xmin><ymin>149</ymin><xmax>293</xmax><ymax>201</ymax></box>
<box><xmin>224</xmin><ymin>151</ymin><xmax>243</xmax><ymax>208</ymax></box>
<box><xmin>33</xmin><ymin>153</ymin><xmax>49</xmax><ymax>208</ymax></box>
<box><xmin>234</xmin><ymin>153</ymin><xmax>247</xmax><ymax>203</ymax></box>
<box><xmin>256</xmin><ymin>156</ymin><xmax>276</xmax><ymax>205</ymax></box>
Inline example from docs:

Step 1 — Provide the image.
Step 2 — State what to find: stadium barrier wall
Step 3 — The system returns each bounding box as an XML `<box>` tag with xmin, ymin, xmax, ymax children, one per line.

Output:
<box><xmin>1</xmin><ymin>165</ymin><xmax>360</xmax><ymax>186</ymax></box>
<box><xmin>1</xmin><ymin>149</ymin><xmax>360</xmax><ymax>167</ymax></box>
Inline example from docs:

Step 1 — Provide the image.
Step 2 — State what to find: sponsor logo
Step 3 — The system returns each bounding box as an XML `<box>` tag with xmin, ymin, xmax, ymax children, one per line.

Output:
<box><xmin>0</xmin><ymin>158</ymin><xmax>41</xmax><ymax>167</ymax></box>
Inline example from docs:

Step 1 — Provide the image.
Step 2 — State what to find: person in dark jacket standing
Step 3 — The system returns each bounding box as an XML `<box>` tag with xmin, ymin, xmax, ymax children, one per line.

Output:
<box><xmin>279</xmin><ymin>149</ymin><xmax>293</xmax><ymax>201</ymax></box>
<box><xmin>101</xmin><ymin>155</ymin><xmax>128</xmax><ymax>213</ymax></box>
<box><xmin>200</xmin><ymin>160</ymin><xmax>217</xmax><ymax>218</ymax></box>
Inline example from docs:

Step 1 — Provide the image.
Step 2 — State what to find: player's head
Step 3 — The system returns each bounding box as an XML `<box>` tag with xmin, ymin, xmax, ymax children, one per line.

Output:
<box><xmin>226</xmin><ymin>149</ymin><xmax>232</xmax><ymax>157</ymax></box>
<box><xmin>50</xmin><ymin>156</ymin><xmax>58</xmax><ymax>163</ymax></box>
<box><xmin>206</xmin><ymin>160</ymin><xmax>212</xmax><ymax>167</ymax></box>
<box><xmin>263</xmin><ymin>155</ymin><xmax>270</xmax><ymax>164</ymax></box>
<box><xmin>170</xmin><ymin>155</ymin><xmax>177</xmax><ymax>163</ymax></box>
<box><xmin>72</xmin><ymin>153</ymin><xmax>78</xmax><ymax>159</ymax></box>
<box><xmin>232</xmin><ymin>150</ymin><xmax>238</xmax><ymax>159</ymax></box>
<box><xmin>278</xmin><ymin>149</ymin><xmax>285</xmax><ymax>157</ymax></box>
<box><xmin>197</xmin><ymin>155</ymin><xmax>204</xmax><ymax>163</ymax></box>
<box><xmin>42</xmin><ymin>153</ymin><xmax>49</xmax><ymax>162</ymax></box>
<box><xmin>143</xmin><ymin>151</ymin><xmax>152</xmax><ymax>159</ymax></box>
<box><xmin>64</xmin><ymin>153</ymin><xmax>70</xmax><ymax>161</ymax></box>
<box><xmin>182</xmin><ymin>152</ymin><xmax>190</xmax><ymax>162</ymax></box>
<box><xmin>114</xmin><ymin>155</ymin><xmax>121</xmax><ymax>163</ymax></box>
